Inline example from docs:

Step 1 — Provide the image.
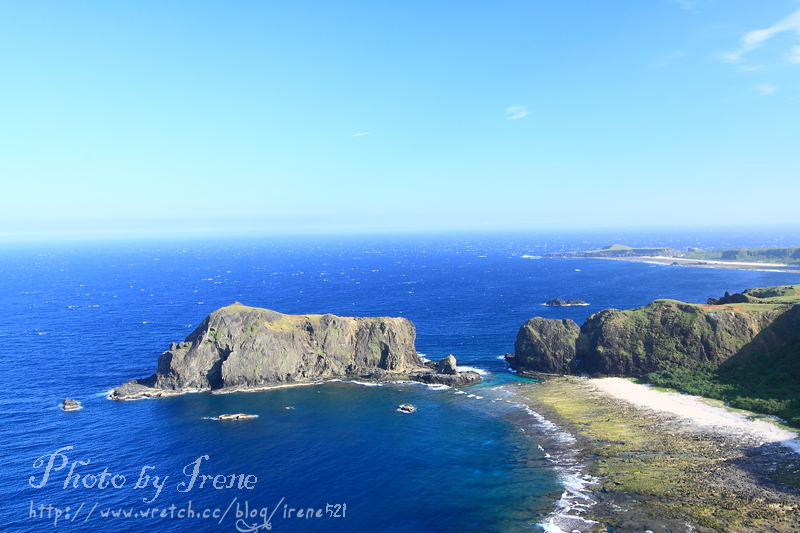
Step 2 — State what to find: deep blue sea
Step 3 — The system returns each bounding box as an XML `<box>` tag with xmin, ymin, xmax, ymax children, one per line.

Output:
<box><xmin>2</xmin><ymin>230</ymin><xmax>799</xmax><ymax>532</ymax></box>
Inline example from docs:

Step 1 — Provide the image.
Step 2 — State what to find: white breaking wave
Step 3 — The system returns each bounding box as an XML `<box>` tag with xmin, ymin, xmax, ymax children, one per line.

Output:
<box><xmin>389</xmin><ymin>380</ymin><xmax>451</xmax><ymax>391</ymax></box>
<box><xmin>493</xmin><ymin>385</ymin><xmax>600</xmax><ymax>533</ymax></box>
<box><xmin>457</xmin><ymin>365</ymin><xmax>489</xmax><ymax>375</ymax></box>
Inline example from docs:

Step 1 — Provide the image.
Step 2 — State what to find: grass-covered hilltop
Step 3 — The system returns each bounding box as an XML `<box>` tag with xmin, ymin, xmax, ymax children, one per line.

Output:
<box><xmin>507</xmin><ymin>285</ymin><xmax>800</xmax><ymax>427</ymax></box>
<box><xmin>544</xmin><ymin>244</ymin><xmax>800</xmax><ymax>265</ymax></box>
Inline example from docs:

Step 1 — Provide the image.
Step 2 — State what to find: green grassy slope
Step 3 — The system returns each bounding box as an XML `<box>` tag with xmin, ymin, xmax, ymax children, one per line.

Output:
<box><xmin>641</xmin><ymin>285</ymin><xmax>800</xmax><ymax>427</ymax></box>
<box><xmin>645</xmin><ymin>351</ymin><xmax>800</xmax><ymax>427</ymax></box>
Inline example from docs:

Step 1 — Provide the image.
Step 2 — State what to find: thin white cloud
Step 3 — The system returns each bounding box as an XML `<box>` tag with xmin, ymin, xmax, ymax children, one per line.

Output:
<box><xmin>755</xmin><ymin>83</ymin><xmax>777</xmax><ymax>95</ymax></box>
<box><xmin>669</xmin><ymin>0</ymin><xmax>696</xmax><ymax>10</ymax></box>
<box><xmin>506</xmin><ymin>106</ymin><xmax>529</xmax><ymax>120</ymax></box>
<box><xmin>668</xmin><ymin>0</ymin><xmax>713</xmax><ymax>11</ymax></box>
<box><xmin>724</xmin><ymin>8</ymin><xmax>800</xmax><ymax>64</ymax></box>
<box><xmin>351</xmin><ymin>132</ymin><xmax>370</xmax><ymax>137</ymax></box>
<box><xmin>792</xmin><ymin>45</ymin><xmax>800</xmax><ymax>63</ymax></box>
<box><xmin>647</xmin><ymin>50</ymin><xmax>688</xmax><ymax>70</ymax></box>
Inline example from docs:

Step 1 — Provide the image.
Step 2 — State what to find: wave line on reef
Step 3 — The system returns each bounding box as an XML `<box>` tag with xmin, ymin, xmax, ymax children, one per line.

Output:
<box><xmin>493</xmin><ymin>385</ymin><xmax>599</xmax><ymax>533</ymax></box>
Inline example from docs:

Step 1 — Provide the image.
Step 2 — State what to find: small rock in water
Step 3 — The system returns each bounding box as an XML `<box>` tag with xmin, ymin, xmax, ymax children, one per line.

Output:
<box><xmin>62</xmin><ymin>398</ymin><xmax>82</xmax><ymax>411</ymax></box>
<box><xmin>214</xmin><ymin>413</ymin><xmax>258</xmax><ymax>421</ymax></box>
<box><xmin>397</xmin><ymin>404</ymin><xmax>417</xmax><ymax>413</ymax></box>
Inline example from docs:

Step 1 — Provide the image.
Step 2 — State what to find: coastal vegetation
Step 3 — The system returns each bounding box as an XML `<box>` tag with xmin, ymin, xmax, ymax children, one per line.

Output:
<box><xmin>644</xmin><ymin>349</ymin><xmax>800</xmax><ymax>427</ymax></box>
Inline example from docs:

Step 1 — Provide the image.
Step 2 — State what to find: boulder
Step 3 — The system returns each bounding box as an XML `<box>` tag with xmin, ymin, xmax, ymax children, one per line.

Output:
<box><xmin>436</xmin><ymin>355</ymin><xmax>459</xmax><ymax>375</ymax></box>
<box><xmin>62</xmin><ymin>398</ymin><xmax>82</xmax><ymax>411</ymax></box>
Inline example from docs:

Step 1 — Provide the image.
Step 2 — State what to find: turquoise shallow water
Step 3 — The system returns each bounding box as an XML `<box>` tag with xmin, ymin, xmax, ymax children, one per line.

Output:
<box><xmin>2</xmin><ymin>231</ymin><xmax>799</xmax><ymax>532</ymax></box>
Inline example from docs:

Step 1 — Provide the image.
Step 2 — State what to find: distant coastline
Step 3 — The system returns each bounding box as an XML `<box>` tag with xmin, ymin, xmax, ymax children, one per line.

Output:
<box><xmin>588</xmin><ymin>255</ymin><xmax>800</xmax><ymax>272</ymax></box>
<box><xmin>543</xmin><ymin>245</ymin><xmax>800</xmax><ymax>272</ymax></box>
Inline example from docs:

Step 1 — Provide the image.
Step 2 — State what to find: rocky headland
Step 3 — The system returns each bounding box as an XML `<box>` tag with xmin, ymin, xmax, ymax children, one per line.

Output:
<box><xmin>508</xmin><ymin>285</ymin><xmax>800</xmax><ymax>377</ymax></box>
<box><xmin>507</xmin><ymin>284</ymin><xmax>800</xmax><ymax>426</ymax></box>
<box><xmin>111</xmin><ymin>303</ymin><xmax>480</xmax><ymax>400</ymax></box>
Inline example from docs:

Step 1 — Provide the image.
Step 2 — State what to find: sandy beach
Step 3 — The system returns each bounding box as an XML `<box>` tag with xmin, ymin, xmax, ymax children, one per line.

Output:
<box><xmin>592</xmin><ymin>377</ymin><xmax>800</xmax><ymax>455</ymax></box>
<box><xmin>597</xmin><ymin>256</ymin><xmax>800</xmax><ymax>273</ymax></box>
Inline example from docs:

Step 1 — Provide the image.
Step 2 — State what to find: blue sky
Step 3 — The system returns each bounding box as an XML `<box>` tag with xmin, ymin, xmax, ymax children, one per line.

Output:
<box><xmin>1</xmin><ymin>1</ymin><xmax>799</xmax><ymax>238</ymax></box>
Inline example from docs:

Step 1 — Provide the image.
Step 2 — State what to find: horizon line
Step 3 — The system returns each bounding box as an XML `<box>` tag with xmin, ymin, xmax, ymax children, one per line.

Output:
<box><xmin>2</xmin><ymin>224</ymin><xmax>800</xmax><ymax>244</ymax></box>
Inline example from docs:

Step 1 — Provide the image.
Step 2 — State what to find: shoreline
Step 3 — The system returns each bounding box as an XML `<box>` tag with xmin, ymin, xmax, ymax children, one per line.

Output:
<box><xmin>592</xmin><ymin>377</ymin><xmax>800</xmax><ymax>455</ymax></box>
<box><xmin>107</xmin><ymin>374</ymin><xmax>478</xmax><ymax>401</ymax></box>
<box><xmin>494</xmin><ymin>384</ymin><xmax>601</xmax><ymax>533</ymax></box>
<box><xmin>509</xmin><ymin>376</ymin><xmax>800</xmax><ymax>532</ymax></box>
<box><xmin>583</xmin><ymin>255</ymin><xmax>800</xmax><ymax>273</ymax></box>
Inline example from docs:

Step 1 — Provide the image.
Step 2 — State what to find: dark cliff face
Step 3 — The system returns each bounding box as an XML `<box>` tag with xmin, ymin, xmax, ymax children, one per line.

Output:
<box><xmin>112</xmin><ymin>304</ymin><xmax>422</xmax><ymax>398</ymax></box>
<box><xmin>510</xmin><ymin>317</ymin><xmax>580</xmax><ymax>374</ymax></box>
<box><xmin>576</xmin><ymin>300</ymin><xmax>780</xmax><ymax>376</ymax></box>
<box><xmin>510</xmin><ymin>285</ymin><xmax>800</xmax><ymax>378</ymax></box>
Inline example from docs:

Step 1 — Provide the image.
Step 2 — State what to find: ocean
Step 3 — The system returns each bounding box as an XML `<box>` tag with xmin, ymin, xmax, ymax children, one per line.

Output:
<box><xmin>2</xmin><ymin>230</ymin><xmax>799</xmax><ymax>532</ymax></box>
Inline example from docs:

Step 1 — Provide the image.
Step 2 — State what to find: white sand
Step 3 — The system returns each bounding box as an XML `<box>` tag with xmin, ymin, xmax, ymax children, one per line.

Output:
<box><xmin>636</xmin><ymin>256</ymin><xmax>794</xmax><ymax>268</ymax></box>
<box><xmin>591</xmin><ymin>377</ymin><xmax>800</xmax><ymax>455</ymax></box>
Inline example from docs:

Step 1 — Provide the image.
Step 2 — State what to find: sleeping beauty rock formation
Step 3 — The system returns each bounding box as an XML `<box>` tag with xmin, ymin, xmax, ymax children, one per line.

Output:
<box><xmin>112</xmin><ymin>303</ymin><xmax>480</xmax><ymax>399</ymax></box>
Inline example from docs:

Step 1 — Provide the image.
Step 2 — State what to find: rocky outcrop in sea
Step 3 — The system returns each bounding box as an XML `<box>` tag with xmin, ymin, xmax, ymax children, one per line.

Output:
<box><xmin>111</xmin><ymin>303</ymin><xmax>480</xmax><ymax>399</ymax></box>
<box><xmin>62</xmin><ymin>398</ymin><xmax>82</xmax><ymax>411</ymax></box>
<box><xmin>545</xmin><ymin>298</ymin><xmax>587</xmax><ymax>307</ymax></box>
<box><xmin>414</xmin><ymin>355</ymin><xmax>482</xmax><ymax>386</ymax></box>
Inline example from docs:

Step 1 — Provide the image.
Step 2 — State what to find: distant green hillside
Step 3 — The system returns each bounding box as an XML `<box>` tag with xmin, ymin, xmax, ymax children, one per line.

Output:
<box><xmin>543</xmin><ymin>245</ymin><xmax>800</xmax><ymax>265</ymax></box>
<box><xmin>682</xmin><ymin>247</ymin><xmax>800</xmax><ymax>264</ymax></box>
